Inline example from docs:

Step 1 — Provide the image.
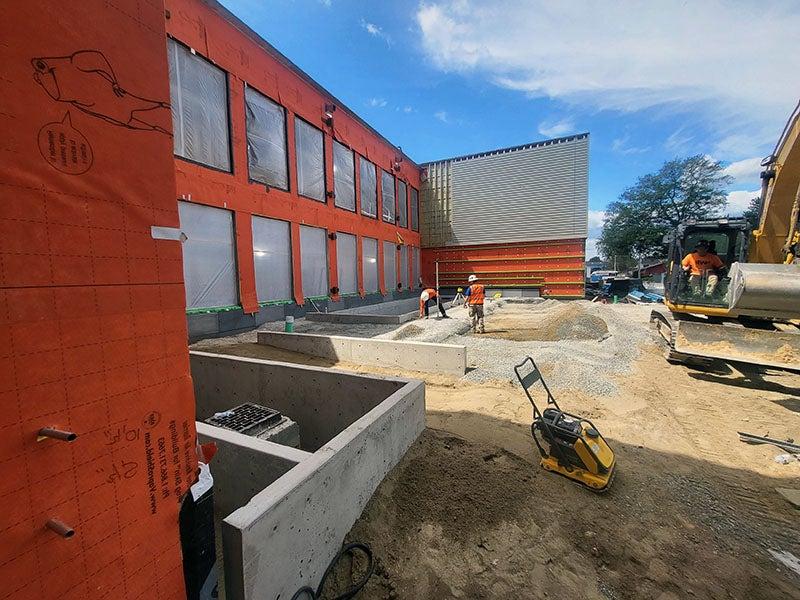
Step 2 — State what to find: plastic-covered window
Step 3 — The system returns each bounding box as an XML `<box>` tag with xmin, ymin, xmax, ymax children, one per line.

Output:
<box><xmin>178</xmin><ymin>201</ymin><xmax>238</xmax><ymax>309</ymax></box>
<box><xmin>399</xmin><ymin>245</ymin><xmax>409</xmax><ymax>289</ymax></box>
<box><xmin>381</xmin><ymin>170</ymin><xmax>396</xmax><ymax>223</ymax></box>
<box><xmin>336</xmin><ymin>233</ymin><xmax>357</xmax><ymax>294</ymax></box>
<box><xmin>410</xmin><ymin>187</ymin><xmax>419</xmax><ymax>231</ymax></box>
<box><xmin>168</xmin><ymin>39</ymin><xmax>230</xmax><ymax>171</ymax></box>
<box><xmin>333</xmin><ymin>141</ymin><xmax>355</xmax><ymax>211</ymax></box>
<box><xmin>245</xmin><ymin>86</ymin><xmax>288</xmax><ymax>189</ymax></box>
<box><xmin>359</xmin><ymin>157</ymin><xmax>377</xmax><ymax>218</ymax></box>
<box><xmin>252</xmin><ymin>216</ymin><xmax>292</xmax><ymax>301</ymax></box>
<box><xmin>362</xmin><ymin>238</ymin><xmax>378</xmax><ymax>293</ymax></box>
<box><xmin>397</xmin><ymin>180</ymin><xmax>408</xmax><ymax>228</ymax></box>
<box><xmin>295</xmin><ymin>119</ymin><xmax>325</xmax><ymax>201</ymax></box>
<box><xmin>300</xmin><ymin>225</ymin><xmax>328</xmax><ymax>297</ymax></box>
<box><xmin>383</xmin><ymin>241</ymin><xmax>397</xmax><ymax>292</ymax></box>
<box><xmin>412</xmin><ymin>246</ymin><xmax>420</xmax><ymax>288</ymax></box>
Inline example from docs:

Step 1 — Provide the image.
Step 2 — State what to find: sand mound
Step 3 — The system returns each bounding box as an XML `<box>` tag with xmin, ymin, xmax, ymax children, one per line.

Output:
<box><xmin>486</xmin><ymin>303</ymin><xmax>609</xmax><ymax>342</ymax></box>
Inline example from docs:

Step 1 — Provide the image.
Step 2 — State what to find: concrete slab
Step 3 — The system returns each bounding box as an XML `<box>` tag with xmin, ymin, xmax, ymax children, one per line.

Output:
<box><xmin>257</xmin><ymin>331</ymin><xmax>467</xmax><ymax>376</ymax></box>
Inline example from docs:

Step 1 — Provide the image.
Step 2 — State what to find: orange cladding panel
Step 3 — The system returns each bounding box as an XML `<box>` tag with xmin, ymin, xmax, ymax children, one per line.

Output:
<box><xmin>1</xmin><ymin>2</ymin><xmax>197</xmax><ymax>599</ymax></box>
<box><xmin>422</xmin><ymin>239</ymin><xmax>586</xmax><ymax>298</ymax></box>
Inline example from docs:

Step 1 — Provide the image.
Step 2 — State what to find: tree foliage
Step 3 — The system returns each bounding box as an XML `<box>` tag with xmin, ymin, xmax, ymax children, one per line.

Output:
<box><xmin>598</xmin><ymin>155</ymin><xmax>731</xmax><ymax>261</ymax></box>
<box><xmin>741</xmin><ymin>196</ymin><xmax>762</xmax><ymax>231</ymax></box>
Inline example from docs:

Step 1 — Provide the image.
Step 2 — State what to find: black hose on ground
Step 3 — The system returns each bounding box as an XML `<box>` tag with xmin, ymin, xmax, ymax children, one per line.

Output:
<box><xmin>291</xmin><ymin>542</ymin><xmax>375</xmax><ymax>600</ymax></box>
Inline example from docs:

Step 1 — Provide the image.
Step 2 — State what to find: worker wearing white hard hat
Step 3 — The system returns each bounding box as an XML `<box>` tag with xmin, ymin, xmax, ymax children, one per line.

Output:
<box><xmin>419</xmin><ymin>287</ymin><xmax>449</xmax><ymax>319</ymax></box>
<box><xmin>463</xmin><ymin>274</ymin><xmax>486</xmax><ymax>333</ymax></box>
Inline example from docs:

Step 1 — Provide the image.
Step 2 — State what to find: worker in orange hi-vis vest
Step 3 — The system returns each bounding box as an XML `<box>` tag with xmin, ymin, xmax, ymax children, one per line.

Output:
<box><xmin>464</xmin><ymin>274</ymin><xmax>486</xmax><ymax>333</ymax></box>
<box><xmin>419</xmin><ymin>287</ymin><xmax>449</xmax><ymax>319</ymax></box>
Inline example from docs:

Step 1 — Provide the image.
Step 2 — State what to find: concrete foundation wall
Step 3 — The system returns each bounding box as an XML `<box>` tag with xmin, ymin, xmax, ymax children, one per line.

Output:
<box><xmin>257</xmin><ymin>331</ymin><xmax>467</xmax><ymax>376</ymax></box>
<box><xmin>188</xmin><ymin>291</ymin><xmax>419</xmax><ymax>341</ymax></box>
<box><xmin>305</xmin><ymin>297</ymin><xmax>419</xmax><ymax>324</ymax></box>
<box><xmin>190</xmin><ymin>351</ymin><xmax>405</xmax><ymax>451</ymax></box>
<box><xmin>196</xmin><ymin>422</ymin><xmax>311</xmax><ymax>518</ymax></box>
<box><xmin>224</xmin><ymin>375</ymin><xmax>425</xmax><ymax>600</ymax></box>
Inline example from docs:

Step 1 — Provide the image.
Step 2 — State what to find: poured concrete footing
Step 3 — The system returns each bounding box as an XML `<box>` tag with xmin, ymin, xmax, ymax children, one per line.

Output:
<box><xmin>306</xmin><ymin>297</ymin><xmax>419</xmax><ymax>324</ymax></box>
<box><xmin>189</xmin><ymin>351</ymin><xmax>425</xmax><ymax>600</ymax></box>
<box><xmin>257</xmin><ymin>330</ymin><xmax>467</xmax><ymax>376</ymax></box>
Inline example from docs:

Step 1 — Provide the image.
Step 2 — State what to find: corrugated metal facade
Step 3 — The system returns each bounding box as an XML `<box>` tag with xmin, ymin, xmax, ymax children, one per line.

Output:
<box><xmin>420</xmin><ymin>134</ymin><xmax>589</xmax><ymax>298</ymax></box>
<box><xmin>421</xmin><ymin>134</ymin><xmax>589</xmax><ymax>247</ymax></box>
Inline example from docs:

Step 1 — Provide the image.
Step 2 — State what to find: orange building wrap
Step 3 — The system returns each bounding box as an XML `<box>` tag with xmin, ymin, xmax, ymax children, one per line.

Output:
<box><xmin>0</xmin><ymin>2</ymin><xmax>197</xmax><ymax>599</ymax></box>
<box><xmin>165</xmin><ymin>0</ymin><xmax>421</xmax><ymax>310</ymax></box>
<box><xmin>422</xmin><ymin>239</ymin><xmax>586</xmax><ymax>298</ymax></box>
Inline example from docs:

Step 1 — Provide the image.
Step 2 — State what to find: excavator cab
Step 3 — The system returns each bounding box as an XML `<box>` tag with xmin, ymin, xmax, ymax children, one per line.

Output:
<box><xmin>664</xmin><ymin>219</ymin><xmax>750</xmax><ymax>309</ymax></box>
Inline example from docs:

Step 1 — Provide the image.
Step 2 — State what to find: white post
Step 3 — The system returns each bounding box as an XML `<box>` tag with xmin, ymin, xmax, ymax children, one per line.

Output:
<box><xmin>435</xmin><ymin>260</ymin><xmax>440</xmax><ymax>293</ymax></box>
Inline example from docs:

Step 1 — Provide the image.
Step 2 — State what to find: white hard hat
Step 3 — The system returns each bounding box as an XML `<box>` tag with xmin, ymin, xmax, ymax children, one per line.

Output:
<box><xmin>468</xmin><ymin>275</ymin><xmax>478</xmax><ymax>282</ymax></box>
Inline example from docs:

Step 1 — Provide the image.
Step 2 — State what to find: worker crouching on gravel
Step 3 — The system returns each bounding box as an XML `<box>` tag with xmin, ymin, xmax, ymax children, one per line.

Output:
<box><xmin>464</xmin><ymin>274</ymin><xmax>485</xmax><ymax>333</ymax></box>
<box><xmin>419</xmin><ymin>287</ymin><xmax>449</xmax><ymax>319</ymax></box>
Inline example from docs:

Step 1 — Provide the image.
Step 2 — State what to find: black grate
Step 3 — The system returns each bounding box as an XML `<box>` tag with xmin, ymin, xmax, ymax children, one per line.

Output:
<box><xmin>206</xmin><ymin>403</ymin><xmax>282</xmax><ymax>435</ymax></box>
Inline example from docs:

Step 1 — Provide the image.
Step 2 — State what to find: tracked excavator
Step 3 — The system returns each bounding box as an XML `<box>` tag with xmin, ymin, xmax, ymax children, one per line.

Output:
<box><xmin>651</xmin><ymin>102</ymin><xmax>800</xmax><ymax>371</ymax></box>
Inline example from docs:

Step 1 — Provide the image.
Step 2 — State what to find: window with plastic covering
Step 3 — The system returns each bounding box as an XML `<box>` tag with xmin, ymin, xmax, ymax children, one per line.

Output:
<box><xmin>295</xmin><ymin>118</ymin><xmax>325</xmax><ymax>201</ymax></box>
<box><xmin>333</xmin><ymin>141</ymin><xmax>356</xmax><ymax>211</ymax></box>
<box><xmin>168</xmin><ymin>39</ymin><xmax>231</xmax><ymax>171</ymax></box>
<box><xmin>410</xmin><ymin>187</ymin><xmax>419</xmax><ymax>231</ymax></box>
<box><xmin>412</xmin><ymin>246</ymin><xmax>420</xmax><ymax>288</ymax></box>
<box><xmin>399</xmin><ymin>245</ymin><xmax>409</xmax><ymax>289</ymax></box>
<box><xmin>336</xmin><ymin>233</ymin><xmax>357</xmax><ymax>294</ymax></box>
<box><xmin>178</xmin><ymin>202</ymin><xmax>238</xmax><ymax>309</ymax></box>
<box><xmin>381</xmin><ymin>170</ymin><xmax>396</xmax><ymax>224</ymax></box>
<box><xmin>252</xmin><ymin>216</ymin><xmax>292</xmax><ymax>301</ymax></box>
<box><xmin>300</xmin><ymin>225</ymin><xmax>328</xmax><ymax>297</ymax></box>
<box><xmin>362</xmin><ymin>237</ymin><xmax>379</xmax><ymax>293</ymax></box>
<box><xmin>359</xmin><ymin>157</ymin><xmax>377</xmax><ymax>218</ymax></box>
<box><xmin>383</xmin><ymin>241</ymin><xmax>397</xmax><ymax>292</ymax></box>
<box><xmin>245</xmin><ymin>86</ymin><xmax>288</xmax><ymax>189</ymax></box>
<box><xmin>397</xmin><ymin>180</ymin><xmax>408</xmax><ymax>228</ymax></box>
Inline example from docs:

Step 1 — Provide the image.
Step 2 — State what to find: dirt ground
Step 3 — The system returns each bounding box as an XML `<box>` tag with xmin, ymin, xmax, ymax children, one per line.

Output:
<box><xmin>193</xmin><ymin>302</ymin><xmax>800</xmax><ymax>599</ymax></box>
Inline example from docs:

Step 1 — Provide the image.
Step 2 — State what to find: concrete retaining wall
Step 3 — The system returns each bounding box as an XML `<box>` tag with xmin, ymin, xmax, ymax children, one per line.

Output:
<box><xmin>188</xmin><ymin>352</ymin><xmax>425</xmax><ymax>600</ymax></box>
<box><xmin>196</xmin><ymin>422</ymin><xmax>311</xmax><ymax>519</ymax></box>
<box><xmin>305</xmin><ymin>297</ymin><xmax>419</xmax><ymax>324</ymax></box>
<box><xmin>191</xmin><ymin>351</ymin><xmax>405</xmax><ymax>451</ymax></box>
<box><xmin>257</xmin><ymin>331</ymin><xmax>467</xmax><ymax>376</ymax></box>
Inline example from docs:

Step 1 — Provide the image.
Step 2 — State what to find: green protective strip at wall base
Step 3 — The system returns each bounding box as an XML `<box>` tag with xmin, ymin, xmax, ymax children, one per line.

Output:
<box><xmin>258</xmin><ymin>300</ymin><xmax>294</xmax><ymax>306</ymax></box>
<box><xmin>186</xmin><ymin>305</ymin><xmax>241</xmax><ymax>315</ymax></box>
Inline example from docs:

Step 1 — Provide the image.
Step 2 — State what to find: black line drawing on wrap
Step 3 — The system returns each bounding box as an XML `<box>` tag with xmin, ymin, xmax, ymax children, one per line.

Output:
<box><xmin>32</xmin><ymin>50</ymin><xmax>171</xmax><ymax>135</ymax></box>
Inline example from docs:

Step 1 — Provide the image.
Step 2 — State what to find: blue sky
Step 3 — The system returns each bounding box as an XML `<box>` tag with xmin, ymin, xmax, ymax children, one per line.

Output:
<box><xmin>222</xmin><ymin>0</ymin><xmax>800</xmax><ymax>256</ymax></box>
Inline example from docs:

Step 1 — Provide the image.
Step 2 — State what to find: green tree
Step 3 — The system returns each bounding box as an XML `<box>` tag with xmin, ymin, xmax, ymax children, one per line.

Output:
<box><xmin>598</xmin><ymin>155</ymin><xmax>731</xmax><ymax>262</ymax></box>
<box><xmin>741</xmin><ymin>196</ymin><xmax>762</xmax><ymax>230</ymax></box>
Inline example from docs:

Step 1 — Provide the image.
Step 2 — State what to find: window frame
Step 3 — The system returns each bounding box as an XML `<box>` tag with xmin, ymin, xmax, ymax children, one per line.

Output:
<box><xmin>335</xmin><ymin>231</ymin><xmax>358</xmax><ymax>295</ymax></box>
<box><xmin>252</xmin><ymin>214</ymin><xmax>294</xmax><ymax>303</ymax></box>
<box><xmin>243</xmin><ymin>82</ymin><xmax>290</xmax><ymax>192</ymax></box>
<box><xmin>362</xmin><ymin>236</ymin><xmax>379</xmax><ymax>293</ymax></box>
<box><xmin>167</xmin><ymin>37</ymin><xmax>234</xmax><ymax>174</ymax></box>
<box><xmin>381</xmin><ymin>169</ymin><xmax>396</xmax><ymax>224</ymax></box>
<box><xmin>294</xmin><ymin>115</ymin><xmax>327</xmax><ymax>203</ymax></box>
<box><xmin>410</xmin><ymin>186</ymin><xmax>420</xmax><ymax>232</ymax></box>
<box><xmin>397</xmin><ymin>179</ymin><xmax>408</xmax><ymax>228</ymax></box>
<box><xmin>358</xmin><ymin>155</ymin><xmax>378</xmax><ymax>220</ymax></box>
<box><xmin>332</xmin><ymin>139</ymin><xmax>357</xmax><ymax>213</ymax></box>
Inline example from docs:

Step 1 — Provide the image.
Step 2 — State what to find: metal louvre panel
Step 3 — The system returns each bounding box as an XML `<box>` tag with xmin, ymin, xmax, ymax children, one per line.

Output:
<box><xmin>425</xmin><ymin>137</ymin><xmax>588</xmax><ymax>247</ymax></box>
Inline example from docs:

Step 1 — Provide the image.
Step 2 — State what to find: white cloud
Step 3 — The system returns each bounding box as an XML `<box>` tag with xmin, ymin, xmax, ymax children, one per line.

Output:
<box><xmin>537</xmin><ymin>117</ymin><xmax>574</xmax><ymax>138</ymax></box>
<box><xmin>416</xmin><ymin>1</ymin><xmax>800</xmax><ymax>154</ymax></box>
<box><xmin>664</xmin><ymin>127</ymin><xmax>694</xmax><ymax>155</ymax></box>
<box><xmin>723</xmin><ymin>157</ymin><xmax>763</xmax><ymax>184</ymax></box>
<box><xmin>611</xmin><ymin>135</ymin><xmax>648</xmax><ymax>155</ymax></box>
<box><xmin>726</xmin><ymin>189</ymin><xmax>760</xmax><ymax>215</ymax></box>
<box><xmin>360</xmin><ymin>19</ymin><xmax>392</xmax><ymax>45</ymax></box>
<box><xmin>367</xmin><ymin>97</ymin><xmax>387</xmax><ymax>108</ymax></box>
<box><xmin>585</xmin><ymin>238</ymin><xmax>599</xmax><ymax>259</ymax></box>
<box><xmin>585</xmin><ymin>210</ymin><xmax>605</xmax><ymax>259</ymax></box>
<box><xmin>319</xmin><ymin>0</ymin><xmax>331</xmax><ymax>6</ymax></box>
<box><xmin>434</xmin><ymin>110</ymin><xmax>449</xmax><ymax>123</ymax></box>
<box><xmin>403</xmin><ymin>106</ymin><xmax>414</xmax><ymax>113</ymax></box>
<box><xmin>588</xmin><ymin>210</ymin><xmax>606</xmax><ymax>230</ymax></box>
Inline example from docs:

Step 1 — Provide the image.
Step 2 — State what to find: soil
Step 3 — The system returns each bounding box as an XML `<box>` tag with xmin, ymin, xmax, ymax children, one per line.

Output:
<box><xmin>484</xmin><ymin>303</ymin><xmax>609</xmax><ymax>342</ymax></box>
<box><xmin>193</xmin><ymin>302</ymin><xmax>800</xmax><ymax>600</ymax></box>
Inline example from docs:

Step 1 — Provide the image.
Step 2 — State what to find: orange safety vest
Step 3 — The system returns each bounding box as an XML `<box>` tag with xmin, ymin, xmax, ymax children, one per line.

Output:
<box><xmin>467</xmin><ymin>284</ymin><xmax>485</xmax><ymax>305</ymax></box>
<box><xmin>422</xmin><ymin>288</ymin><xmax>438</xmax><ymax>299</ymax></box>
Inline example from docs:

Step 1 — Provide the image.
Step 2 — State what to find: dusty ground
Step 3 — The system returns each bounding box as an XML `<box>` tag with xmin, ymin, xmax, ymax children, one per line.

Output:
<box><xmin>193</xmin><ymin>301</ymin><xmax>800</xmax><ymax>599</ymax></box>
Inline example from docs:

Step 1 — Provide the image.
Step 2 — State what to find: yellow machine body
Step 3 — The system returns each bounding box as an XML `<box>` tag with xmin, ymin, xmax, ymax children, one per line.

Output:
<box><xmin>539</xmin><ymin>420</ymin><xmax>616</xmax><ymax>492</ymax></box>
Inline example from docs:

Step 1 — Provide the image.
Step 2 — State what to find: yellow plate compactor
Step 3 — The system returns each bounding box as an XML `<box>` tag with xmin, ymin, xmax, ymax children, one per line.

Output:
<box><xmin>514</xmin><ymin>357</ymin><xmax>616</xmax><ymax>492</ymax></box>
